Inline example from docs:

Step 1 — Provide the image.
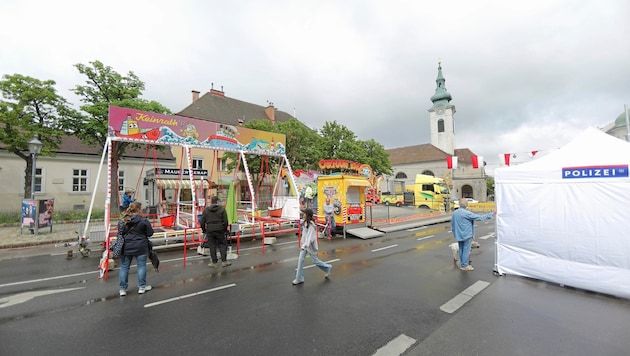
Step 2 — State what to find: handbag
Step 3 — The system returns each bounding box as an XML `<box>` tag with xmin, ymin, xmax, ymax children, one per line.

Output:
<box><xmin>111</xmin><ymin>235</ymin><xmax>125</xmax><ymax>258</ymax></box>
<box><xmin>111</xmin><ymin>222</ymin><xmax>136</xmax><ymax>258</ymax></box>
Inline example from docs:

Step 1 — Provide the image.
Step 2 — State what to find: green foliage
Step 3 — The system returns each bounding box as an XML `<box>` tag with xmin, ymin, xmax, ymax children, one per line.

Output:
<box><xmin>0</xmin><ymin>209</ymin><xmax>105</xmax><ymax>225</ymax></box>
<box><xmin>0</xmin><ymin>73</ymin><xmax>83</xmax><ymax>198</ymax></box>
<box><xmin>486</xmin><ymin>176</ymin><xmax>495</xmax><ymax>196</ymax></box>
<box><xmin>359</xmin><ymin>139</ymin><xmax>393</xmax><ymax>176</ymax></box>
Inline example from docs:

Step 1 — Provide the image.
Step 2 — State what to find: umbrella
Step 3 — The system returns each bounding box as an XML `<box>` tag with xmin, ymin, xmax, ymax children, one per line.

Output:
<box><xmin>225</xmin><ymin>181</ymin><xmax>238</xmax><ymax>260</ymax></box>
<box><xmin>226</xmin><ymin>182</ymin><xmax>237</xmax><ymax>225</ymax></box>
<box><xmin>149</xmin><ymin>250</ymin><xmax>160</xmax><ymax>272</ymax></box>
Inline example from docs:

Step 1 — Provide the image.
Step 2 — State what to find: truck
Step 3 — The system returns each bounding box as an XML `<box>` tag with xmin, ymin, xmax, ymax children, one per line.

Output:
<box><xmin>407</xmin><ymin>174</ymin><xmax>453</xmax><ymax>211</ymax></box>
<box><xmin>380</xmin><ymin>180</ymin><xmax>405</xmax><ymax>206</ymax></box>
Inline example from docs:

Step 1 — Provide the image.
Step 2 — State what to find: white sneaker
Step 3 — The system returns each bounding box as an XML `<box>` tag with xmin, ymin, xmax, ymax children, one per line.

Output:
<box><xmin>138</xmin><ymin>285</ymin><xmax>152</xmax><ymax>294</ymax></box>
<box><xmin>119</xmin><ymin>289</ymin><xmax>127</xmax><ymax>297</ymax></box>
<box><xmin>324</xmin><ymin>266</ymin><xmax>332</xmax><ymax>278</ymax></box>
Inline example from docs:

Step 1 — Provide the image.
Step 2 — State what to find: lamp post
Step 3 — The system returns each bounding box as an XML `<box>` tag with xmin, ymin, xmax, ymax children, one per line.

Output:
<box><xmin>28</xmin><ymin>135</ymin><xmax>43</xmax><ymax>200</ymax></box>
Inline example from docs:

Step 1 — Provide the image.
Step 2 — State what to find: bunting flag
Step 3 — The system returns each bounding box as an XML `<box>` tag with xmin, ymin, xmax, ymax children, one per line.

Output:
<box><xmin>446</xmin><ymin>156</ymin><xmax>458</xmax><ymax>169</ymax></box>
<box><xmin>471</xmin><ymin>155</ymin><xmax>483</xmax><ymax>169</ymax></box>
<box><xmin>529</xmin><ymin>150</ymin><xmax>539</xmax><ymax>158</ymax></box>
<box><xmin>503</xmin><ymin>153</ymin><xmax>511</xmax><ymax>166</ymax></box>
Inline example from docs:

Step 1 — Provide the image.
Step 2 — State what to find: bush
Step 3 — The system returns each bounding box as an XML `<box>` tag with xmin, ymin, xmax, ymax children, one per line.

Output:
<box><xmin>0</xmin><ymin>210</ymin><xmax>106</xmax><ymax>225</ymax></box>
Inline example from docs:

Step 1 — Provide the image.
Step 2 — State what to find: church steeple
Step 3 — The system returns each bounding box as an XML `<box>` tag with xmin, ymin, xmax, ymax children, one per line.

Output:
<box><xmin>430</xmin><ymin>61</ymin><xmax>452</xmax><ymax>106</ymax></box>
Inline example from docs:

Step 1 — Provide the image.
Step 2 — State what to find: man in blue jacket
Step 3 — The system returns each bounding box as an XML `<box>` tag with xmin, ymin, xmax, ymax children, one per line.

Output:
<box><xmin>451</xmin><ymin>198</ymin><xmax>495</xmax><ymax>271</ymax></box>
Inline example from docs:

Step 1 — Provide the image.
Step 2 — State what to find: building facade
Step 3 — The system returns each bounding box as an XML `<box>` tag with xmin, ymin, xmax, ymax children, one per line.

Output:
<box><xmin>383</xmin><ymin>63</ymin><xmax>488</xmax><ymax>201</ymax></box>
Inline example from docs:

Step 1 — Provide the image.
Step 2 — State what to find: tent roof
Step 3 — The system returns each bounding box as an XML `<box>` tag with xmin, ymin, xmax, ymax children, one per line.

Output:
<box><xmin>495</xmin><ymin>127</ymin><xmax>630</xmax><ymax>183</ymax></box>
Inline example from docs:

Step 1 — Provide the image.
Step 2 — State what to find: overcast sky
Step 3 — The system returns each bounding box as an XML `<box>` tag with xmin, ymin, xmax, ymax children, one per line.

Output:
<box><xmin>2</xmin><ymin>0</ymin><xmax>629</xmax><ymax>173</ymax></box>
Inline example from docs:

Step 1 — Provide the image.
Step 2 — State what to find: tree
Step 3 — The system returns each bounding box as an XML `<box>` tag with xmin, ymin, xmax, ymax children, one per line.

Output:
<box><xmin>276</xmin><ymin>118</ymin><xmax>322</xmax><ymax>171</ymax></box>
<box><xmin>71</xmin><ymin>61</ymin><xmax>172</xmax><ymax>213</ymax></box>
<box><xmin>358</xmin><ymin>139</ymin><xmax>392</xmax><ymax>176</ymax></box>
<box><xmin>0</xmin><ymin>74</ymin><xmax>81</xmax><ymax>198</ymax></box>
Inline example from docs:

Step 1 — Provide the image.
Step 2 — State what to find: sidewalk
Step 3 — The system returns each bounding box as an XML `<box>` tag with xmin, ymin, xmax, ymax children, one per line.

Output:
<box><xmin>0</xmin><ymin>223</ymin><xmax>80</xmax><ymax>249</ymax></box>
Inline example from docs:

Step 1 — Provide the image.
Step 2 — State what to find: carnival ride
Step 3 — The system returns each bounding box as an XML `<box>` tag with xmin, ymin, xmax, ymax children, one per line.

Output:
<box><xmin>82</xmin><ymin>106</ymin><xmax>303</xmax><ymax>278</ymax></box>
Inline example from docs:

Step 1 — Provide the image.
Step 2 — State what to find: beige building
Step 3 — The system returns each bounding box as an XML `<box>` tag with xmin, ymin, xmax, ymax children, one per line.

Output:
<box><xmin>384</xmin><ymin>63</ymin><xmax>488</xmax><ymax>201</ymax></box>
<box><xmin>0</xmin><ymin>136</ymin><xmax>175</xmax><ymax>212</ymax></box>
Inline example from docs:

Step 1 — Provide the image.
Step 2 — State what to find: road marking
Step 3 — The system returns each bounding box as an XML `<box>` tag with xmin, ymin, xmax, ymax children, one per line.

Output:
<box><xmin>144</xmin><ymin>283</ymin><xmax>236</xmax><ymax>308</ymax></box>
<box><xmin>0</xmin><ymin>271</ymin><xmax>98</xmax><ymax>288</ymax></box>
<box><xmin>478</xmin><ymin>233</ymin><xmax>494</xmax><ymax>240</ymax></box>
<box><xmin>407</xmin><ymin>226</ymin><xmax>427</xmax><ymax>231</ymax></box>
<box><xmin>0</xmin><ymin>287</ymin><xmax>85</xmax><ymax>308</ymax></box>
<box><xmin>440</xmin><ymin>280</ymin><xmax>490</xmax><ymax>314</ymax></box>
<box><xmin>302</xmin><ymin>259</ymin><xmax>340</xmax><ymax>270</ymax></box>
<box><xmin>371</xmin><ymin>244</ymin><xmax>398</xmax><ymax>252</ymax></box>
<box><xmin>372</xmin><ymin>334</ymin><xmax>416</xmax><ymax>356</ymax></box>
<box><xmin>417</xmin><ymin>235</ymin><xmax>434</xmax><ymax>241</ymax></box>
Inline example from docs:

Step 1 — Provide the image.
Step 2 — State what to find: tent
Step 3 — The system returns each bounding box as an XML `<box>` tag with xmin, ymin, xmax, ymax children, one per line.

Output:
<box><xmin>494</xmin><ymin>127</ymin><xmax>630</xmax><ymax>299</ymax></box>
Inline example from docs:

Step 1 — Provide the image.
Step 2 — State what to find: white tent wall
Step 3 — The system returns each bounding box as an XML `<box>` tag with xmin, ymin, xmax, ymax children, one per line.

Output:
<box><xmin>495</xmin><ymin>127</ymin><xmax>630</xmax><ymax>299</ymax></box>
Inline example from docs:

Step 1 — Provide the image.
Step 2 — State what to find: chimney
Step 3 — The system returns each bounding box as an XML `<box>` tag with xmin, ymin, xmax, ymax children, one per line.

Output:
<box><xmin>191</xmin><ymin>90</ymin><xmax>200</xmax><ymax>102</ymax></box>
<box><xmin>210</xmin><ymin>85</ymin><xmax>225</xmax><ymax>97</ymax></box>
<box><xmin>265</xmin><ymin>103</ymin><xmax>276</xmax><ymax>124</ymax></box>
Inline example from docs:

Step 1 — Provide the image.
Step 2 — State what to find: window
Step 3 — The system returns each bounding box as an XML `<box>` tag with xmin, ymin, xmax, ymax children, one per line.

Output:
<box><xmin>421</xmin><ymin>170</ymin><xmax>434</xmax><ymax>176</ymax></box>
<box><xmin>72</xmin><ymin>169</ymin><xmax>88</xmax><ymax>192</ymax></box>
<box><xmin>192</xmin><ymin>157</ymin><xmax>203</xmax><ymax>169</ymax></box>
<box><xmin>118</xmin><ymin>171</ymin><xmax>125</xmax><ymax>192</ymax></box>
<box><xmin>219</xmin><ymin>157</ymin><xmax>228</xmax><ymax>172</ymax></box>
<box><xmin>437</xmin><ymin>119</ymin><xmax>445</xmax><ymax>133</ymax></box>
<box><xmin>34</xmin><ymin>167</ymin><xmax>43</xmax><ymax>193</ymax></box>
<box><xmin>395</xmin><ymin>172</ymin><xmax>407</xmax><ymax>179</ymax></box>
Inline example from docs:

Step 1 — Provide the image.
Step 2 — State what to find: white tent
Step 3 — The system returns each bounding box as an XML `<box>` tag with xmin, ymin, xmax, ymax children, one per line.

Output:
<box><xmin>494</xmin><ymin>127</ymin><xmax>630</xmax><ymax>299</ymax></box>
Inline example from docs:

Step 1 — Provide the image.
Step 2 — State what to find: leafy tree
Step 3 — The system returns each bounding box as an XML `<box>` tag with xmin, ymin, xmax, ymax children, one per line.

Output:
<box><xmin>71</xmin><ymin>60</ymin><xmax>172</xmax><ymax>213</ymax></box>
<box><xmin>276</xmin><ymin>118</ymin><xmax>322</xmax><ymax>171</ymax></box>
<box><xmin>359</xmin><ymin>139</ymin><xmax>392</xmax><ymax>176</ymax></box>
<box><xmin>0</xmin><ymin>74</ymin><xmax>81</xmax><ymax>198</ymax></box>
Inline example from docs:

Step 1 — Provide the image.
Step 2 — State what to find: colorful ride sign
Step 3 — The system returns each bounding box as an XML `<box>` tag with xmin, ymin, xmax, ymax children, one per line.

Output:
<box><xmin>108</xmin><ymin>105</ymin><xmax>286</xmax><ymax>155</ymax></box>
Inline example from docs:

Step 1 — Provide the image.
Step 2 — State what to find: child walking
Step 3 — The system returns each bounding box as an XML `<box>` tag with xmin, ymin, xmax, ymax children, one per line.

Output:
<box><xmin>292</xmin><ymin>208</ymin><xmax>332</xmax><ymax>285</ymax></box>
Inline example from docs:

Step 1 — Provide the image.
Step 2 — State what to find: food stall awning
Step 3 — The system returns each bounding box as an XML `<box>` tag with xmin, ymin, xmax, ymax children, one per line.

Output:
<box><xmin>344</xmin><ymin>178</ymin><xmax>371</xmax><ymax>187</ymax></box>
<box><xmin>156</xmin><ymin>179</ymin><xmax>209</xmax><ymax>189</ymax></box>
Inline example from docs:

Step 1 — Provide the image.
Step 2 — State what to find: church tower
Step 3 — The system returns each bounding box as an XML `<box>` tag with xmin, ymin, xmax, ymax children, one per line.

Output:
<box><xmin>428</xmin><ymin>61</ymin><xmax>455</xmax><ymax>155</ymax></box>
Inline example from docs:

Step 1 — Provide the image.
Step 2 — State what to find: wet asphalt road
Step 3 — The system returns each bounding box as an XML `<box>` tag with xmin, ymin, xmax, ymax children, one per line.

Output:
<box><xmin>1</xmin><ymin>215</ymin><xmax>629</xmax><ymax>356</ymax></box>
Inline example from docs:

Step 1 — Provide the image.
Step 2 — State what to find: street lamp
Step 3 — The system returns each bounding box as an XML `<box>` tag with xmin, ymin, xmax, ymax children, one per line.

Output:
<box><xmin>28</xmin><ymin>135</ymin><xmax>43</xmax><ymax>200</ymax></box>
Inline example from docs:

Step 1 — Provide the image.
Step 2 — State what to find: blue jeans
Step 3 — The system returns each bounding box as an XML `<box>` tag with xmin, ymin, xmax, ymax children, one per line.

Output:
<box><xmin>294</xmin><ymin>249</ymin><xmax>331</xmax><ymax>282</ymax></box>
<box><xmin>458</xmin><ymin>238</ymin><xmax>473</xmax><ymax>268</ymax></box>
<box><xmin>119</xmin><ymin>253</ymin><xmax>148</xmax><ymax>290</ymax></box>
<box><xmin>325</xmin><ymin>215</ymin><xmax>336</xmax><ymax>236</ymax></box>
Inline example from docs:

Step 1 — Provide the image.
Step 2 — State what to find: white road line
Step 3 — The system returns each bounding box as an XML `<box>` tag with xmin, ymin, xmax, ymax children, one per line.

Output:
<box><xmin>144</xmin><ymin>283</ymin><xmax>236</xmax><ymax>308</ymax></box>
<box><xmin>372</xmin><ymin>334</ymin><xmax>416</xmax><ymax>356</ymax></box>
<box><xmin>439</xmin><ymin>280</ymin><xmax>490</xmax><ymax>314</ymax></box>
<box><xmin>371</xmin><ymin>244</ymin><xmax>398</xmax><ymax>253</ymax></box>
<box><xmin>0</xmin><ymin>271</ymin><xmax>98</xmax><ymax>288</ymax></box>
<box><xmin>417</xmin><ymin>235</ymin><xmax>434</xmax><ymax>241</ymax></box>
<box><xmin>478</xmin><ymin>233</ymin><xmax>494</xmax><ymax>240</ymax></box>
<box><xmin>302</xmin><ymin>259</ymin><xmax>340</xmax><ymax>270</ymax></box>
<box><xmin>407</xmin><ymin>226</ymin><xmax>427</xmax><ymax>231</ymax></box>
<box><xmin>0</xmin><ymin>287</ymin><xmax>85</xmax><ymax>308</ymax></box>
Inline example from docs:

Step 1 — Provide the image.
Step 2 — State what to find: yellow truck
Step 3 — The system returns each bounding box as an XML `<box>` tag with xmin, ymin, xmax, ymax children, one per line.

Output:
<box><xmin>407</xmin><ymin>174</ymin><xmax>453</xmax><ymax>211</ymax></box>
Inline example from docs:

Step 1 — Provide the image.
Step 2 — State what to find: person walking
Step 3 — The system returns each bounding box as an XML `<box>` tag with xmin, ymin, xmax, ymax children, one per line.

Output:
<box><xmin>451</xmin><ymin>198</ymin><xmax>495</xmax><ymax>271</ymax></box>
<box><xmin>120</xmin><ymin>188</ymin><xmax>135</xmax><ymax>213</ymax></box>
<box><xmin>200</xmin><ymin>196</ymin><xmax>231</xmax><ymax>268</ymax></box>
<box><xmin>323</xmin><ymin>197</ymin><xmax>336</xmax><ymax>237</ymax></box>
<box><xmin>118</xmin><ymin>202</ymin><xmax>154</xmax><ymax>296</ymax></box>
<box><xmin>293</xmin><ymin>208</ymin><xmax>332</xmax><ymax>285</ymax></box>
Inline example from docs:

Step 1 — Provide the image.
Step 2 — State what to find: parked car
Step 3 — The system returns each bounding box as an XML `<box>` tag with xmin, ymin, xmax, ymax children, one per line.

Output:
<box><xmin>465</xmin><ymin>198</ymin><xmax>478</xmax><ymax>203</ymax></box>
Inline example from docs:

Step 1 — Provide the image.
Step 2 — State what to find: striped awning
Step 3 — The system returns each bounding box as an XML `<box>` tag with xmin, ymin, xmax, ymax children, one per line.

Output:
<box><xmin>156</xmin><ymin>179</ymin><xmax>209</xmax><ymax>190</ymax></box>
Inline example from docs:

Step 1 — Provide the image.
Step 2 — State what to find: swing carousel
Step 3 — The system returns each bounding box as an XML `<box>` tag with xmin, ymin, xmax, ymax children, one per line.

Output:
<box><xmin>83</xmin><ymin>105</ymin><xmax>302</xmax><ymax>278</ymax></box>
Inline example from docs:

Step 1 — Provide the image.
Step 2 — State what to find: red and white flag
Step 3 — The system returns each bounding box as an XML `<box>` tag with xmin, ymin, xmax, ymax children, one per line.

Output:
<box><xmin>500</xmin><ymin>153</ymin><xmax>511</xmax><ymax>166</ymax></box>
<box><xmin>471</xmin><ymin>155</ymin><xmax>483</xmax><ymax>169</ymax></box>
<box><xmin>446</xmin><ymin>156</ymin><xmax>458</xmax><ymax>169</ymax></box>
<box><xmin>528</xmin><ymin>150</ymin><xmax>539</xmax><ymax>158</ymax></box>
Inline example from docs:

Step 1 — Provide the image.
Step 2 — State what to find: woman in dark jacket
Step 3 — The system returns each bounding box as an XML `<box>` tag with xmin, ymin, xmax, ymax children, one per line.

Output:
<box><xmin>117</xmin><ymin>202</ymin><xmax>154</xmax><ymax>296</ymax></box>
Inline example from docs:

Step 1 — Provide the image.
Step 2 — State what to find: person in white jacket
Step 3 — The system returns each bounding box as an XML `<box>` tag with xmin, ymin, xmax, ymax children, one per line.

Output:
<box><xmin>292</xmin><ymin>208</ymin><xmax>332</xmax><ymax>285</ymax></box>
